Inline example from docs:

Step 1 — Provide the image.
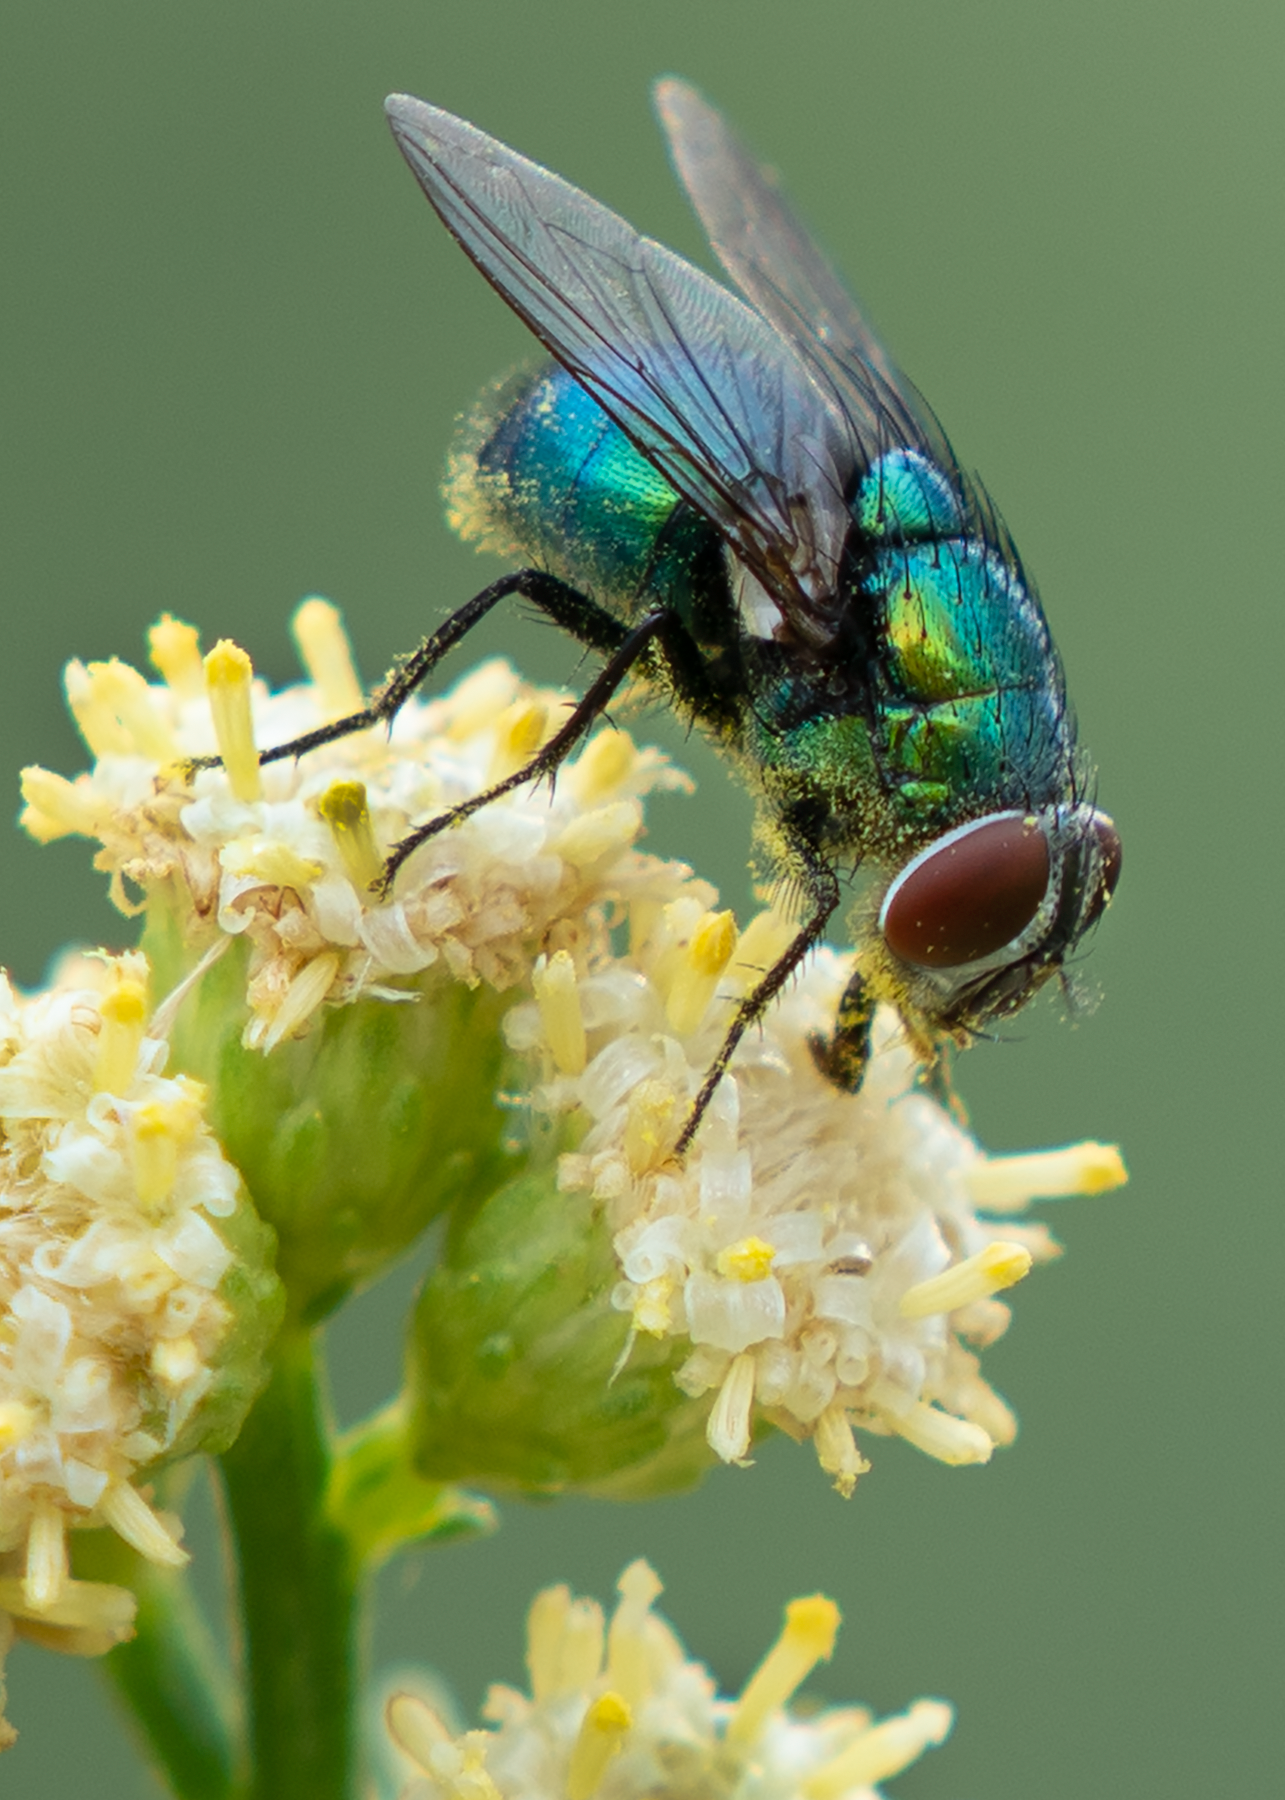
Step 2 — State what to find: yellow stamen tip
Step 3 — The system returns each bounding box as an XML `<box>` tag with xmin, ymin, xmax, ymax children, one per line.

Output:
<box><xmin>665</xmin><ymin>908</ymin><xmax>739</xmax><ymax>1036</ymax></box>
<box><xmin>318</xmin><ymin>780</ymin><xmax>385</xmax><ymax>894</ymax></box>
<box><xmin>899</xmin><ymin>1240</ymin><xmax>1032</xmax><ymax>1319</ymax></box>
<box><xmin>147</xmin><ymin>614</ymin><xmax>205</xmax><ymax>697</ymax></box>
<box><xmin>490</xmin><ymin>698</ymin><xmax>550</xmax><ymax>781</ymax></box>
<box><xmin>783</xmin><ymin>1594</ymin><xmax>841</xmax><ymax>1658</ymax></box>
<box><xmin>729</xmin><ymin>1592</ymin><xmax>840</xmax><ymax>1743</ymax></box>
<box><xmin>717</xmin><ymin>1236</ymin><xmax>776</xmax><ymax>1282</ymax></box>
<box><xmin>566</xmin><ymin>1691</ymin><xmax>632</xmax><ymax>1800</ymax></box>
<box><xmin>95</xmin><ymin>978</ymin><xmax>148</xmax><ymax>1095</ymax></box>
<box><xmin>204</xmin><ymin>639</ymin><xmax>262</xmax><ymax>802</ymax></box>
<box><xmin>966</xmin><ymin>1140</ymin><xmax>1129</xmax><ymax>1210</ymax></box>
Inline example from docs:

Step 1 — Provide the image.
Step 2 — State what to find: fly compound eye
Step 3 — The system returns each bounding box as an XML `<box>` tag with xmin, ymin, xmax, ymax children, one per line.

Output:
<box><xmin>880</xmin><ymin>813</ymin><xmax>1052</xmax><ymax>970</ymax></box>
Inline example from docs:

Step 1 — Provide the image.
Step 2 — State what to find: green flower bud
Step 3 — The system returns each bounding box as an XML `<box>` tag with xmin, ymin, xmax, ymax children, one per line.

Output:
<box><xmin>145</xmin><ymin>908</ymin><xmax>516</xmax><ymax>1323</ymax></box>
<box><xmin>407</xmin><ymin>1167</ymin><xmax>714</xmax><ymax>1499</ymax></box>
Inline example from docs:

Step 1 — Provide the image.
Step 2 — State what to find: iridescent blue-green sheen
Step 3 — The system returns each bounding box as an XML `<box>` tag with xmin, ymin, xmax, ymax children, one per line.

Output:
<box><xmin>449</xmin><ymin>365</ymin><xmax>1072</xmax><ymax>843</ymax></box>
<box><xmin>861</xmin><ymin>532</ymin><xmax>1068</xmax><ymax>821</ymax></box>
<box><xmin>453</xmin><ymin>364</ymin><xmax>723</xmax><ymax>640</ymax></box>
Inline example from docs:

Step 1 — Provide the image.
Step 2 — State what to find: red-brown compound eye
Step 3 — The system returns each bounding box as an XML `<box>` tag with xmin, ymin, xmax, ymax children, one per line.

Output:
<box><xmin>880</xmin><ymin>813</ymin><xmax>1051</xmax><ymax>969</ymax></box>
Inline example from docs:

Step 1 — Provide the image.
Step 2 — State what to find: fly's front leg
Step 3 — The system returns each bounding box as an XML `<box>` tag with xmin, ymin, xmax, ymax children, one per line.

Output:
<box><xmin>674</xmin><ymin>847</ymin><xmax>841</xmax><ymax>1157</ymax></box>
<box><xmin>808</xmin><ymin>964</ymin><xmax>876</xmax><ymax>1093</ymax></box>
<box><xmin>186</xmin><ymin>569</ymin><xmax>590</xmax><ymax>774</ymax></box>
<box><xmin>379</xmin><ymin>605</ymin><xmax>671</xmax><ymax>890</ymax></box>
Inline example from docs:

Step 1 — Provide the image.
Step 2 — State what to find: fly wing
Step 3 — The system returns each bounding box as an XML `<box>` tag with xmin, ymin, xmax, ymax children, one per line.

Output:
<box><xmin>386</xmin><ymin>93</ymin><xmax>858</xmax><ymax>634</ymax></box>
<box><xmin>654</xmin><ymin>78</ymin><xmax>956</xmax><ymax>474</ymax></box>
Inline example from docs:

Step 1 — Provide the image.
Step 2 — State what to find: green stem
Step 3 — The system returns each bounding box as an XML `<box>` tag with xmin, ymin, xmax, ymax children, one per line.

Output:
<box><xmin>79</xmin><ymin>1520</ymin><xmax>242</xmax><ymax>1800</ymax></box>
<box><xmin>218</xmin><ymin>1327</ymin><xmax>358</xmax><ymax>1800</ymax></box>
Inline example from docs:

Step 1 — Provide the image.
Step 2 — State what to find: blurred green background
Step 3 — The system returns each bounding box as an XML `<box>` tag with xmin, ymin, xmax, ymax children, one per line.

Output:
<box><xmin>2</xmin><ymin>1</ymin><xmax>1279</xmax><ymax>1794</ymax></box>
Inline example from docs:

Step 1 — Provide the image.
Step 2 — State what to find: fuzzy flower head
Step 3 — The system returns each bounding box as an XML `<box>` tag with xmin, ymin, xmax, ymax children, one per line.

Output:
<box><xmin>22</xmin><ymin>602</ymin><xmax>1125</xmax><ymax>1483</ymax></box>
<box><xmin>384</xmin><ymin>1560</ymin><xmax>952</xmax><ymax>1800</ymax></box>
<box><xmin>20</xmin><ymin>603</ymin><xmax>688</xmax><ymax>1044</ymax></box>
<box><xmin>0</xmin><ymin>947</ymin><xmax>281</xmax><ymax>1738</ymax></box>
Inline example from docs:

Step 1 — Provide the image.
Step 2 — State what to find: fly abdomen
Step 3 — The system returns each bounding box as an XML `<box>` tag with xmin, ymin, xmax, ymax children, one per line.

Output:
<box><xmin>445</xmin><ymin>362</ymin><xmax>730</xmax><ymax>643</ymax></box>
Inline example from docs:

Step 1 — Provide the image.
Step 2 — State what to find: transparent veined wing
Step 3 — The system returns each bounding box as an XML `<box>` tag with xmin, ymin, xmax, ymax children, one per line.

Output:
<box><xmin>385</xmin><ymin>94</ymin><xmax>858</xmax><ymax>633</ymax></box>
<box><xmin>653</xmin><ymin>78</ymin><xmax>956</xmax><ymax>478</ymax></box>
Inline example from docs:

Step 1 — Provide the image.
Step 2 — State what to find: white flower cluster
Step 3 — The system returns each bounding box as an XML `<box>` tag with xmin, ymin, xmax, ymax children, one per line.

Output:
<box><xmin>0</xmin><ymin>948</ymin><xmax>267</xmax><ymax>1733</ymax></box>
<box><xmin>508</xmin><ymin>927</ymin><xmax>1124</xmax><ymax>1493</ymax></box>
<box><xmin>21</xmin><ymin>603</ymin><xmax>690</xmax><ymax>1047</ymax></box>
<box><xmin>21</xmin><ymin>603</ymin><xmax>1124</xmax><ymax>1494</ymax></box>
<box><xmin>385</xmin><ymin>1560</ymin><xmax>952</xmax><ymax>1800</ymax></box>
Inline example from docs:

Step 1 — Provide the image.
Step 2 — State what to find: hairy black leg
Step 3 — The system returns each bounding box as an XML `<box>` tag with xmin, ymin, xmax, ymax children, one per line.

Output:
<box><xmin>187</xmin><ymin>570</ymin><xmax>604</xmax><ymax>772</ymax></box>
<box><xmin>674</xmin><ymin>845</ymin><xmax>841</xmax><ymax>1156</ymax></box>
<box><xmin>379</xmin><ymin>606</ymin><xmax>677</xmax><ymax>889</ymax></box>
<box><xmin>808</xmin><ymin>965</ymin><xmax>876</xmax><ymax>1092</ymax></box>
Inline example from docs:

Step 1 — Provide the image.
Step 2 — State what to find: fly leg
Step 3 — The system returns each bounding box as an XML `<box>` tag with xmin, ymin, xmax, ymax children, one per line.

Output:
<box><xmin>674</xmin><ymin>846</ymin><xmax>841</xmax><ymax>1156</ymax></box>
<box><xmin>808</xmin><ymin>965</ymin><xmax>876</xmax><ymax>1093</ymax></box>
<box><xmin>379</xmin><ymin>604</ymin><xmax>682</xmax><ymax>889</ymax></box>
<box><xmin>187</xmin><ymin>569</ymin><xmax>608</xmax><ymax>774</ymax></box>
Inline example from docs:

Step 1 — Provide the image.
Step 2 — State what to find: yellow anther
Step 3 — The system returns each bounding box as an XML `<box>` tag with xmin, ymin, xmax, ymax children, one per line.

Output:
<box><xmin>147</xmin><ymin>614</ymin><xmax>205</xmax><ymax>697</ymax></box>
<box><xmin>489</xmin><ymin>698</ymin><xmax>549</xmax><ymax>781</ymax></box>
<box><xmin>623</xmin><ymin>1078</ymin><xmax>682</xmax><ymax>1175</ymax></box>
<box><xmin>95</xmin><ymin>978</ymin><xmax>148</xmax><ymax>1095</ymax></box>
<box><xmin>632</xmin><ymin>1276</ymin><xmax>674</xmax><ymax>1336</ymax></box>
<box><xmin>64</xmin><ymin>658</ymin><xmax>134</xmax><ymax>757</ymax></box>
<box><xmin>0</xmin><ymin>1402</ymin><xmax>36</xmax><ymax>1451</ymax></box>
<box><xmin>728</xmin><ymin>1593</ymin><xmax>840</xmax><ymax>1744</ymax></box>
<box><xmin>716</xmin><ymin>1236</ymin><xmax>776</xmax><ymax>1283</ymax></box>
<box><xmin>205</xmin><ymin>640</ymin><xmax>263</xmax><ymax>802</ymax></box>
<box><xmin>130</xmin><ymin>1104</ymin><xmax>181</xmax><ymax>1212</ymax></box>
<box><xmin>386</xmin><ymin>1693</ymin><xmax>452</xmax><ymax>1773</ymax></box>
<box><xmin>571</xmin><ymin>728</ymin><xmax>636</xmax><ymax>802</ymax></box>
<box><xmin>84</xmin><ymin>658</ymin><xmax>177</xmax><ymax>761</ymax></box>
<box><xmin>533</xmin><ymin>951</ymin><xmax>587</xmax><ymax>1075</ymax></box>
<box><xmin>803</xmin><ymin>1699</ymin><xmax>954</xmax><ymax>1796</ymax></box>
<box><xmin>899</xmin><ymin>1241</ymin><xmax>1032</xmax><ymax>1319</ymax></box>
<box><xmin>261</xmin><ymin>952</ymin><xmax>341</xmax><ymax>1053</ymax></box>
<box><xmin>566</xmin><ymin>1692</ymin><xmax>632</xmax><ymax>1800</ymax></box>
<box><xmin>318</xmin><ymin>781</ymin><xmax>385</xmax><ymax>894</ymax></box>
<box><xmin>665</xmin><ymin>908</ymin><xmax>738</xmax><ymax>1036</ymax></box>
<box><xmin>967</xmin><ymin>1140</ymin><xmax>1128</xmax><ymax>1210</ymax></box>
<box><xmin>19</xmin><ymin>766</ymin><xmax>107</xmax><ymax>842</ymax></box>
<box><xmin>292</xmin><ymin>598</ymin><xmax>365</xmax><ymax>718</ymax></box>
<box><xmin>887</xmin><ymin>1402</ymin><xmax>993</xmax><ymax>1466</ymax></box>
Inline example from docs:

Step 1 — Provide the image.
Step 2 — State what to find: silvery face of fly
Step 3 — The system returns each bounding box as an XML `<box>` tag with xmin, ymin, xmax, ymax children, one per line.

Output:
<box><xmin>246</xmin><ymin>82</ymin><xmax>1121</xmax><ymax>1152</ymax></box>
